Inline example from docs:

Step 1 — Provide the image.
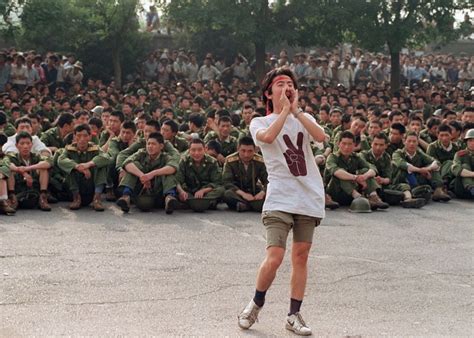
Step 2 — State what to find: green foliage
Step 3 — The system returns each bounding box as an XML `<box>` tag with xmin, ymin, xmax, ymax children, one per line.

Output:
<box><xmin>5</xmin><ymin>0</ymin><xmax>152</xmax><ymax>83</ymax></box>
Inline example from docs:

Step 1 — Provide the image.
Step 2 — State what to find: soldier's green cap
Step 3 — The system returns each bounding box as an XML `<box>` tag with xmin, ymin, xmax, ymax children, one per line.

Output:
<box><xmin>17</xmin><ymin>190</ymin><xmax>39</xmax><ymax>209</ymax></box>
<box><xmin>464</xmin><ymin>129</ymin><xmax>474</xmax><ymax>140</ymax></box>
<box><xmin>382</xmin><ymin>189</ymin><xmax>404</xmax><ymax>206</ymax></box>
<box><xmin>412</xmin><ymin>185</ymin><xmax>432</xmax><ymax>202</ymax></box>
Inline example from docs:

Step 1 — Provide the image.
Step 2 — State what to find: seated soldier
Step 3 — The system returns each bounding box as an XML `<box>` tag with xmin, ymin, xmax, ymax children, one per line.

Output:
<box><xmin>332</xmin><ymin>116</ymin><xmax>368</xmax><ymax>152</ymax></box>
<box><xmin>392</xmin><ymin>131</ymin><xmax>451</xmax><ymax>202</ymax></box>
<box><xmin>222</xmin><ymin>136</ymin><xmax>268</xmax><ymax>212</ymax></box>
<box><xmin>57</xmin><ymin>124</ymin><xmax>110</xmax><ymax>211</ymax></box>
<box><xmin>116</xmin><ymin>120</ymin><xmax>179</xmax><ymax>179</ymax></box>
<box><xmin>361</xmin><ymin>132</ymin><xmax>425</xmax><ymax>208</ymax></box>
<box><xmin>161</xmin><ymin>119</ymin><xmax>188</xmax><ymax>153</ymax></box>
<box><xmin>116</xmin><ymin>132</ymin><xmax>179</xmax><ymax>214</ymax></box>
<box><xmin>386</xmin><ymin>123</ymin><xmax>405</xmax><ymax>156</ymax></box>
<box><xmin>99</xmin><ymin>110</ymin><xmax>125</xmax><ymax>150</ymax></box>
<box><xmin>205</xmin><ymin>139</ymin><xmax>222</xmax><ymax>162</ymax></box>
<box><xmin>176</xmin><ymin>138</ymin><xmax>224</xmax><ymax>211</ymax></box>
<box><xmin>40</xmin><ymin>112</ymin><xmax>75</xmax><ymax>154</ymax></box>
<box><xmin>0</xmin><ymin>132</ymin><xmax>15</xmax><ymax>215</ymax></box>
<box><xmin>4</xmin><ymin>132</ymin><xmax>51</xmax><ymax>211</ymax></box>
<box><xmin>203</xmin><ymin>115</ymin><xmax>237</xmax><ymax>165</ymax></box>
<box><xmin>419</xmin><ymin>117</ymin><xmax>441</xmax><ymax>151</ymax></box>
<box><xmin>105</xmin><ymin>121</ymin><xmax>137</xmax><ymax>201</ymax></box>
<box><xmin>450</xmin><ymin>128</ymin><xmax>474</xmax><ymax>199</ymax></box>
<box><xmin>325</xmin><ymin>131</ymin><xmax>388</xmax><ymax>210</ymax></box>
<box><xmin>426</xmin><ymin>123</ymin><xmax>460</xmax><ymax>185</ymax></box>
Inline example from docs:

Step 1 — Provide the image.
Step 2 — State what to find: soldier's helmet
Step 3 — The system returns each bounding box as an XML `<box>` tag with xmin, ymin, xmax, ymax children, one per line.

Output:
<box><xmin>464</xmin><ymin>129</ymin><xmax>474</xmax><ymax>140</ymax></box>
<box><xmin>348</xmin><ymin>196</ymin><xmax>372</xmax><ymax>213</ymax></box>
<box><xmin>136</xmin><ymin>194</ymin><xmax>156</xmax><ymax>212</ymax></box>
<box><xmin>188</xmin><ymin>197</ymin><xmax>212</xmax><ymax>212</ymax></box>
<box><xmin>412</xmin><ymin>185</ymin><xmax>432</xmax><ymax>202</ymax></box>
<box><xmin>17</xmin><ymin>190</ymin><xmax>39</xmax><ymax>209</ymax></box>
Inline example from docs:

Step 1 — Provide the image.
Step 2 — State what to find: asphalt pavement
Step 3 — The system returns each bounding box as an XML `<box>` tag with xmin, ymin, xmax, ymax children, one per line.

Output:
<box><xmin>0</xmin><ymin>198</ymin><xmax>472</xmax><ymax>336</ymax></box>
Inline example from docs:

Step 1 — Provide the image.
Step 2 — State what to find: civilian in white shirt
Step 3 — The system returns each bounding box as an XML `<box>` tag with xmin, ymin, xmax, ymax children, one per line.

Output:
<box><xmin>2</xmin><ymin>117</ymin><xmax>51</xmax><ymax>157</ymax></box>
<box><xmin>238</xmin><ymin>68</ymin><xmax>326</xmax><ymax>336</ymax></box>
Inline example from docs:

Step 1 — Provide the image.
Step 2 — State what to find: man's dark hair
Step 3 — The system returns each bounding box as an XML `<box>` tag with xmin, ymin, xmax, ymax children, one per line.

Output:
<box><xmin>15</xmin><ymin>131</ymin><xmax>33</xmax><ymax>144</ymax></box>
<box><xmin>15</xmin><ymin>117</ymin><xmax>32</xmax><ymax>129</ymax></box>
<box><xmin>206</xmin><ymin>139</ymin><xmax>221</xmax><ymax>154</ymax></box>
<box><xmin>404</xmin><ymin>131</ymin><xmax>418</xmax><ymax>139</ymax></box>
<box><xmin>218</xmin><ymin>115</ymin><xmax>232</xmax><ymax>125</ymax></box>
<box><xmin>145</xmin><ymin>119</ymin><xmax>161</xmax><ymax>131</ymax></box>
<box><xmin>57</xmin><ymin>112</ymin><xmax>75</xmax><ymax>128</ymax></box>
<box><xmin>391</xmin><ymin>122</ymin><xmax>406</xmax><ymax>134</ymax></box>
<box><xmin>373</xmin><ymin>132</ymin><xmax>388</xmax><ymax>143</ymax></box>
<box><xmin>261</xmin><ymin>67</ymin><xmax>298</xmax><ymax>114</ymax></box>
<box><xmin>88</xmin><ymin>117</ymin><xmax>103</xmax><ymax>129</ymax></box>
<box><xmin>389</xmin><ymin>110</ymin><xmax>403</xmax><ymax>122</ymax></box>
<box><xmin>189</xmin><ymin>113</ymin><xmax>204</xmax><ymax>128</ymax></box>
<box><xmin>163</xmin><ymin>119</ymin><xmax>179</xmax><ymax>133</ymax></box>
<box><xmin>443</xmin><ymin>110</ymin><xmax>457</xmax><ymax>119</ymax></box>
<box><xmin>148</xmin><ymin>132</ymin><xmax>164</xmax><ymax>144</ymax></box>
<box><xmin>238</xmin><ymin>136</ymin><xmax>255</xmax><ymax>147</ymax></box>
<box><xmin>448</xmin><ymin>120</ymin><xmax>462</xmax><ymax>132</ymax></box>
<box><xmin>122</xmin><ymin>121</ymin><xmax>137</xmax><ymax>133</ymax></box>
<box><xmin>110</xmin><ymin>110</ymin><xmax>125</xmax><ymax>122</ymax></box>
<box><xmin>74</xmin><ymin>111</ymin><xmax>89</xmax><ymax>119</ymax></box>
<box><xmin>41</xmin><ymin>96</ymin><xmax>52</xmax><ymax>105</ymax></box>
<box><xmin>438</xmin><ymin>123</ymin><xmax>452</xmax><ymax>134</ymax></box>
<box><xmin>426</xmin><ymin>117</ymin><xmax>441</xmax><ymax>129</ymax></box>
<box><xmin>369</xmin><ymin>120</ymin><xmax>383</xmax><ymax>128</ymax></box>
<box><xmin>339</xmin><ymin>130</ymin><xmax>355</xmax><ymax>142</ymax></box>
<box><xmin>74</xmin><ymin>123</ymin><xmax>91</xmax><ymax>135</ymax></box>
<box><xmin>190</xmin><ymin>138</ymin><xmax>205</xmax><ymax>147</ymax></box>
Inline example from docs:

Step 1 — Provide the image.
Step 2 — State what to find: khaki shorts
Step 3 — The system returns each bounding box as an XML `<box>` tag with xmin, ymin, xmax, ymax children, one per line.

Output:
<box><xmin>261</xmin><ymin>210</ymin><xmax>321</xmax><ymax>249</ymax></box>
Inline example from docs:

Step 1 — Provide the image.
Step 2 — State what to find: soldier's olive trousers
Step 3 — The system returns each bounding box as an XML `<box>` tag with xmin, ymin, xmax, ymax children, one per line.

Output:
<box><xmin>106</xmin><ymin>161</ymin><xmax>120</xmax><ymax>189</ymax></box>
<box><xmin>452</xmin><ymin>176</ymin><xmax>474</xmax><ymax>199</ymax></box>
<box><xmin>326</xmin><ymin>176</ymin><xmax>379</xmax><ymax>205</ymax></box>
<box><xmin>223</xmin><ymin>188</ymin><xmax>263</xmax><ymax>211</ymax></box>
<box><xmin>183</xmin><ymin>186</ymin><xmax>225</xmax><ymax>210</ymax></box>
<box><xmin>394</xmin><ymin>170</ymin><xmax>444</xmax><ymax>189</ymax></box>
<box><xmin>66</xmin><ymin>167</ymin><xmax>107</xmax><ymax>205</ymax></box>
<box><xmin>440</xmin><ymin>160</ymin><xmax>454</xmax><ymax>182</ymax></box>
<box><xmin>119</xmin><ymin>171</ymin><xmax>177</xmax><ymax>197</ymax></box>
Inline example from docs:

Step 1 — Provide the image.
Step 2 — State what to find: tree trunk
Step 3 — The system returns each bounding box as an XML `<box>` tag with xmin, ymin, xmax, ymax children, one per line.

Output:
<box><xmin>390</xmin><ymin>49</ymin><xmax>401</xmax><ymax>95</ymax></box>
<box><xmin>254</xmin><ymin>40</ymin><xmax>266</xmax><ymax>86</ymax></box>
<box><xmin>112</xmin><ymin>48</ymin><xmax>122</xmax><ymax>89</ymax></box>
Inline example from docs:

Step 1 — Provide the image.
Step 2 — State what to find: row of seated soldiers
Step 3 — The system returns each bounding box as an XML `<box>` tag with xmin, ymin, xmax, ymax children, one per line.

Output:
<box><xmin>0</xmin><ymin>106</ymin><xmax>473</xmax><ymax>216</ymax></box>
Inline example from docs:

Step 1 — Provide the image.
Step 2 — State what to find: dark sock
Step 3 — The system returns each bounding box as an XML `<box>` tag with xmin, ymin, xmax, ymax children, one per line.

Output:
<box><xmin>253</xmin><ymin>289</ymin><xmax>266</xmax><ymax>307</ymax></box>
<box><xmin>40</xmin><ymin>190</ymin><xmax>48</xmax><ymax>194</ymax></box>
<box><xmin>289</xmin><ymin>298</ymin><xmax>302</xmax><ymax>315</ymax></box>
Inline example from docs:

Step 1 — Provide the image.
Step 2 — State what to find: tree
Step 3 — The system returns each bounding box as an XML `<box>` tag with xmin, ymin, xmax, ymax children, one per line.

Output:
<box><xmin>337</xmin><ymin>0</ymin><xmax>472</xmax><ymax>93</ymax></box>
<box><xmin>10</xmin><ymin>0</ymin><xmax>149</xmax><ymax>86</ymax></box>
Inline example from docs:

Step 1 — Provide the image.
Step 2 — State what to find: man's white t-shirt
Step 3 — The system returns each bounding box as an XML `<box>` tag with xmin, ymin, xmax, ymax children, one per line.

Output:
<box><xmin>249</xmin><ymin>113</ymin><xmax>325</xmax><ymax>219</ymax></box>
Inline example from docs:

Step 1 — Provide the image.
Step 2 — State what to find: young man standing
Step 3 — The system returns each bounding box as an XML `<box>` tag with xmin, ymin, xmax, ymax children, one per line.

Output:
<box><xmin>238</xmin><ymin>68</ymin><xmax>326</xmax><ymax>335</ymax></box>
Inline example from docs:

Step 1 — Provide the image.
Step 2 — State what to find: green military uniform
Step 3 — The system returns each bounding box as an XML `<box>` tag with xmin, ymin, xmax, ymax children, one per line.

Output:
<box><xmin>325</xmin><ymin>151</ymin><xmax>379</xmax><ymax>205</ymax></box>
<box><xmin>57</xmin><ymin>142</ymin><xmax>110</xmax><ymax>205</ymax></box>
<box><xmin>419</xmin><ymin>129</ymin><xmax>437</xmax><ymax>145</ymax></box>
<box><xmin>49</xmin><ymin>148</ymin><xmax>72</xmax><ymax>201</ymax></box>
<box><xmin>392</xmin><ymin>148</ymin><xmax>443</xmax><ymax>189</ymax></box>
<box><xmin>360</xmin><ymin>149</ymin><xmax>410</xmax><ymax>193</ymax></box>
<box><xmin>169</xmin><ymin>135</ymin><xmax>189</xmax><ymax>153</ymax></box>
<box><xmin>222</xmin><ymin>152</ymin><xmax>268</xmax><ymax>211</ymax></box>
<box><xmin>106</xmin><ymin>137</ymin><xmax>132</xmax><ymax>190</ymax></box>
<box><xmin>99</xmin><ymin>130</ymin><xmax>113</xmax><ymax>147</ymax></box>
<box><xmin>115</xmin><ymin>138</ymin><xmax>180</xmax><ymax>171</ymax></box>
<box><xmin>0</xmin><ymin>123</ymin><xmax>16</xmax><ymax>137</ymax></box>
<box><xmin>3</xmin><ymin>152</ymin><xmax>52</xmax><ymax>206</ymax></box>
<box><xmin>450</xmin><ymin>149</ymin><xmax>474</xmax><ymax>199</ymax></box>
<box><xmin>176</xmin><ymin>153</ymin><xmax>225</xmax><ymax>207</ymax></box>
<box><xmin>120</xmin><ymin>148</ymin><xmax>179</xmax><ymax>209</ymax></box>
<box><xmin>203</xmin><ymin>131</ymin><xmax>237</xmax><ymax>157</ymax></box>
<box><xmin>386</xmin><ymin>141</ymin><xmax>404</xmax><ymax>156</ymax></box>
<box><xmin>40</xmin><ymin>127</ymin><xmax>68</xmax><ymax>149</ymax></box>
<box><xmin>426</xmin><ymin>140</ymin><xmax>460</xmax><ymax>182</ymax></box>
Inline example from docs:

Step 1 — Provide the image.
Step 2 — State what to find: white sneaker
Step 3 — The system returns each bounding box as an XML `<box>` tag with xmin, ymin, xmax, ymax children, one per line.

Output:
<box><xmin>238</xmin><ymin>299</ymin><xmax>261</xmax><ymax>329</ymax></box>
<box><xmin>286</xmin><ymin>312</ymin><xmax>312</xmax><ymax>336</ymax></box>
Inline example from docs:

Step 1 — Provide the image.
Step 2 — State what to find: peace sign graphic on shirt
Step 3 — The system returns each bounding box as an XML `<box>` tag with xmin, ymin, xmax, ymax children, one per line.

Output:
<box><xmin>283</xmin><ymin>132</ymin><xmax>307</xmax><ymax>177</ymax></box>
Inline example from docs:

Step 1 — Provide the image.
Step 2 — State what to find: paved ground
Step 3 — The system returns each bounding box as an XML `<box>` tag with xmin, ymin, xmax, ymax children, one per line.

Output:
<box><xmin>0</xmin><ymin>198</ymin><xmax>472</xmax><ymax>336</ymax></box>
